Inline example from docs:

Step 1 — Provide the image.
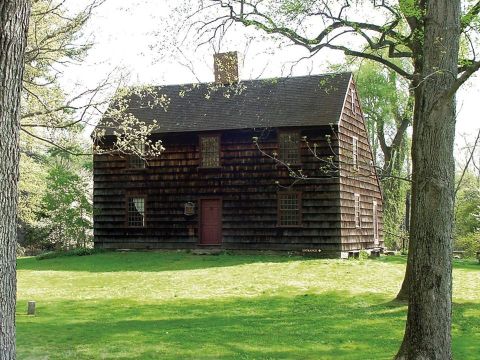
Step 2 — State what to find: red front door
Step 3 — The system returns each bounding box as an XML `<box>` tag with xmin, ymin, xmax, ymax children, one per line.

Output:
<box><xmin>200</xmin><ymin>199</ymin><xmax>222</xmax><ymax>245</ymax></box>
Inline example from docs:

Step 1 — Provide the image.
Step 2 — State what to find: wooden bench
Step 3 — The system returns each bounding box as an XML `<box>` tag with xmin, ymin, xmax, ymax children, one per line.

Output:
<box><xmin>384</xmin><ymin>250</ymin><xmax>396</xmax><ymax>256</ymax></box>
<box><xmin>453</xmin><ymin>250</ymin><xmax>465</xmax><ymax>259</ymax></box>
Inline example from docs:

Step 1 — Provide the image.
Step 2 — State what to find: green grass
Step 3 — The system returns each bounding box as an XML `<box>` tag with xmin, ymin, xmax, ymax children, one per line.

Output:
<box><xmin>16</xmin><ymin>252</ymin><xmax>480</xmax><ymax>359</ymax></box>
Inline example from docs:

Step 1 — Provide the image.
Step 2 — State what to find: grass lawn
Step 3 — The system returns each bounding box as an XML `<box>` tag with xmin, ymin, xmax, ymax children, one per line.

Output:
<box><xmin>16</xmin><ymin>252</ymin><xmax>480</xmax><ymax>359</ymax></box>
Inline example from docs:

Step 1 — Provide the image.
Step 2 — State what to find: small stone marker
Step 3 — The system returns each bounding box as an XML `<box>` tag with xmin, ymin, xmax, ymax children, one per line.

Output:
<box><xmin>27</xmin><ymin>301</ymin><xmax>36</xmax><ymax>316</ymax></box>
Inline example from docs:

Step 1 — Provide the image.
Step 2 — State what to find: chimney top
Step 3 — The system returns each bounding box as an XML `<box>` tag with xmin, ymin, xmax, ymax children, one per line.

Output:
<box><xmin>214</xmin><ymin>52</ymin><xmax>239</xmax><ymax>84</ymax></box>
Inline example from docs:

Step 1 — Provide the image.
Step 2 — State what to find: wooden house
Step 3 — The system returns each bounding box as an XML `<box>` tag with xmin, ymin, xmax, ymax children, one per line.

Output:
<box><xmin>93</xmin><ymin>52</ymin><xmax>383</xmax><ymax>257</ymax></box>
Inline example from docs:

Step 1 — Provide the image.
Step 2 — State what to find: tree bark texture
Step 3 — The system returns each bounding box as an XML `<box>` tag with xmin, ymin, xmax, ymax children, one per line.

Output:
<box><xmin>0</xmin><ymin>1</ymin><xmax>30</xmax><ymax>359</ymax></box>
<box><xmin>395</xmin><ymin>0</ymin><xmax>460</xmax><ymax>359</ymax></box>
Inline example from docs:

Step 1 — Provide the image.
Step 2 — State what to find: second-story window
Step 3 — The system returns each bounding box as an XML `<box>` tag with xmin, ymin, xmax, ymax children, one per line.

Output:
<box><xmin>200</xmin><ymin>135</ymin><xmax>220</xmax><ymax>167</ymax></box>
<box><xmin>279</xmin><ymin>131</ymin><xmax>300</xmax><ymax>165</ymax></box>
<box><xmin>129</xmin><ymin>141</ymin><xmax>146</xmax><ymax>169</ymax></box>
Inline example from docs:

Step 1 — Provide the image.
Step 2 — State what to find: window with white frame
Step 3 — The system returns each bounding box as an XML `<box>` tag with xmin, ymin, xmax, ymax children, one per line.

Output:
<box><xmin>354</xmin><ymin>194</ymin><xmax>361</xmax><ymax>228</ymax></box>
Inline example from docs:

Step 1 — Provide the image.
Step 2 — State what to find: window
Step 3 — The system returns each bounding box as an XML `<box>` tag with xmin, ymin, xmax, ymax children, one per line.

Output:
<box><xmin>351</xmin><ymin>88</ymin><xmax>356</xmax><ymax>115</ymax></box>
<box><xmin>129</xmin><ymin>141</ymin><xmax>146</xmax><ymax>169</ymax></box>
<box><xmin>354</xmin><ymin>194</ymin><xmax>361</xmax><ymax>228</ymax></box>
<box><xmin>200</xmin><ymin>135</ymin><xmax>220</xmax><ymax>167</ymax></box>
<box><xmin>278</xmin><ymin>192</ymin><xmax>302</xmax><ymax>226</ymax></box>
<box><xmin>127</xmin><ymin>197</ymin><xmax>145</xmax><ymax>227</ymax></box>
<box><xmin>279</xmin><ymin>131</ymin><xmax>301</xmax><ymax>165</ymax></box>
<box><xmin>373</xmin><ymin>200</ymin><xmax>379</xmax><ymax>244</ymax></box>
<box><xmin>352</xmin><ymin>136</ymin><xmax>358</xmax><ymax>170</ymax></box>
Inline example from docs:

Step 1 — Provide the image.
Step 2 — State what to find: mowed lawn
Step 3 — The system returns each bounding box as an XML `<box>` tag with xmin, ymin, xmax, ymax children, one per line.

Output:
<box><xmin>16</xmin><ymin>252</ymin><xmax>480</xmax><ymax>360</ymax></box>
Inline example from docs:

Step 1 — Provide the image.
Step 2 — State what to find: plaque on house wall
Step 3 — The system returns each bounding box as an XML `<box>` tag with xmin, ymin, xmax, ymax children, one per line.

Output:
<box><xmin>184</xmin><ymin>202</ymin><xmax>195</xmax><ymax>216</ymax></box>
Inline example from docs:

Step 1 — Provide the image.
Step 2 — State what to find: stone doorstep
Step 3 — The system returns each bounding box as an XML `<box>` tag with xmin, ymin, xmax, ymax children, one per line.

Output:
<box><xmin>191</xmin><ymin>249</ymin><xmax>223</xmax><ymax>255</ymax></box>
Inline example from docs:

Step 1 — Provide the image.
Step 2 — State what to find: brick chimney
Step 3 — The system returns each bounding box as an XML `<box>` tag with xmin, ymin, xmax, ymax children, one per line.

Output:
<box><xmin>214</xmin><ymin>52</ymin><xmax>239</xmax><ymax>84</ymax></box>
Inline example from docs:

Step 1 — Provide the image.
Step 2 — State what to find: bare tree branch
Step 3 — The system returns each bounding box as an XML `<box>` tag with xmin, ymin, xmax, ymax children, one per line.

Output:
<box><xmin>455</xmin><ymin>128</ymin><xmax>480</xmax><ymax>195</ymax></box>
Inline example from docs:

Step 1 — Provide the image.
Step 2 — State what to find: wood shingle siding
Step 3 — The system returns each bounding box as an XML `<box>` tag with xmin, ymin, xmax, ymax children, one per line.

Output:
<box><xmin>337</xmin><ymin>80</ymin><xmax>383</xmax><ymax>251</ymax></box>
<box><xmin>93</xmin><ymin>72</ymin><xmax>383</xmax><ymax>256</ymax></box>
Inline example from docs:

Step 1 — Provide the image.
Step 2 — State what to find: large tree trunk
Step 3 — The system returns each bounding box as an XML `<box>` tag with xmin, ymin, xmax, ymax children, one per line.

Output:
<box><xmin>396</xmin><ymin>261</ymin><xmax>410</xmax><ymax>301</ymax></box>
<box><xmin>395</xmin><ymin>0</ymin><xmax>460</xmax><ymax>359</ymax></box>
<box><xmin>0</xmin><ymin>1</ymin><xmax>31</xmax><ymax>359</ymax></box>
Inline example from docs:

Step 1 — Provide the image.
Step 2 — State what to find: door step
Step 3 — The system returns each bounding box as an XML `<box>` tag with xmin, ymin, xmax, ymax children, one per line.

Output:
<box><xmin>192</xmin><ymin>248</ymin><xmax>223</xmax><ymax>255</ymax></box>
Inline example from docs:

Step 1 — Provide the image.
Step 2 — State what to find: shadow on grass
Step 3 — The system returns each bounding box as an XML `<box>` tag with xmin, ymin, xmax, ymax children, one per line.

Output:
<box><xmin>16</xmin><ymin>292</ymin><xmax>479</xmax><ymax>360</ymax></box>
<box><xmin>17</xmin><ymin>292</ymin><xmax>408</xmax><ymax>360</ymax></box>
<box><xmin>17</xmin><ymin>251</ymin><xmax>312</xmax><ymax>273</ymax></box>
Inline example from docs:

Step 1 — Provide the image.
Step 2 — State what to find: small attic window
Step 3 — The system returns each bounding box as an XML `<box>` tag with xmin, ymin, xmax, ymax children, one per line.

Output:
<box><xmin>351</xmin><ymin>88</ymin><xmax>356</xmax><ymax>115</ymax></box>
<box><xmin>352</xmin><ymin>136</ymin><xmax>358</xmax><ymax>171</ymax></box>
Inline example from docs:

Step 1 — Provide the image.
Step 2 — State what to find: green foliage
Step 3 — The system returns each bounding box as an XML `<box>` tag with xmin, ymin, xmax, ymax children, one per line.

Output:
<box><xmin>398</xmin><ymin>0</ymin><xmax>424</xmax><ymax>19</ymax></box>
<box><xmin>454</xmin><ymin>170</ymin><xmax>480</xmax><ymax>258</ymax></box>
<box><xmin>455</xmin><ymin>171</ymin><xmax>480</xmax><ymax>237</ymax></box>
<box><xmin>39</xmin><ymin>154</ymin><xmax>92</xmax><ymax>250</ymax></box>
<box><xmin>381</xmin><ymin>174</ymin><xmax>410</xmax><ymax>250</ymax></box>
<box><xmin>355</xmin><ymin>60</ymin><xmax>411</xmax><ymax>250</ymax></box>
<box><xmin>18</xmin><ymin>154</ymin><xmax>48</xmax><ymax>248</ymax></box>
<box><xmin>455</xmin><ymin>233</ymin><xmax>480</xmax><ymax>259</ymax></box>
<box><xmin>280</xmin><ymin>0</ymin><xmax>311</xmax><ymax>15</ymax></box>
<box><xmin>18</xmin><ymin>149</ymin><xmax>93</xmax><ymax>252</ymax></box>
<box><xmin>16</xmin><ymin>253</ymin><xmax>480</xmax><ymax>359</ymax></box>
<box><xmin>22</xmin><ymin>0</ymin><xmax>95</xmax><ymax>129</ymax></box>
<box><xmin>359</xmin><ymin>249</ymin><xmax>369</xmax><ymax>260</ymax></box>
<box><xmin>17</xmin><ymin>1</ymin><xmax>97</xmax><ymax>253</ymax></box>
<box><xmin>356</xmin><ymin>62</ymin><xmax>410</xmax><ymax>137</ymax></box>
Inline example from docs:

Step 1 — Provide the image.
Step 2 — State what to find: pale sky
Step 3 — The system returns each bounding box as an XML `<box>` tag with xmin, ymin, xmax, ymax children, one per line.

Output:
<box><xmin>63</xmin><ymin>0</ymin><xmax>480</xmax><ymax>152</ymax></box>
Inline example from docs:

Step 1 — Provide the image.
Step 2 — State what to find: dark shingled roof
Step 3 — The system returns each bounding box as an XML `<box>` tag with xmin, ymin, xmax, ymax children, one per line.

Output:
<box><xmin>97</xmin><ymin>72</ymin><xmax>352</xmax><ymax>135</ymax></box>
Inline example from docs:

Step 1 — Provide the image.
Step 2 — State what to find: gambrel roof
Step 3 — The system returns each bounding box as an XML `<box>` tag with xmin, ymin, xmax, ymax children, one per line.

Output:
<box><xmin>97</xmin><ymin>72</ymin><xmax>352</xmax><ymax>135</ymax></box>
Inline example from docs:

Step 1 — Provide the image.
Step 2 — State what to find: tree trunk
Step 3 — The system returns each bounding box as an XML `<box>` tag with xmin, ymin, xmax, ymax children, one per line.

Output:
<box><xmin>396</xmin><ymin>188</ymin><xmax>411</xmax><ymax>301</ymax></box>
<box><xmin>395</xmin><ymin>0</ymin><xmax>460</xmax><ymax>358</ymax></box>
<box><xmin>0</xmin><ymin>1</ymin><xmax>30</xmax><ymax>359</ymax></box>
<box><xmin>396</xmin><ymin>258</ymin><xmax>410</xmax><ymax>301</ymax></box>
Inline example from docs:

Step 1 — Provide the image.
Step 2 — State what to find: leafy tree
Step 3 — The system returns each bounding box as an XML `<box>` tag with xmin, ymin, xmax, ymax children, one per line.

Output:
<box><xmin>454</xmin><ymin>171</ymin><xmax>480</xmax><ymax>257</ymax></box>
<box><xmin>455</xmin><ymin>171</ymin><xmax>480</xmax><ymax>237</ymax></box>
<box><xmin>17</xmin><ymin>0</ymin><xmax>162</xmax><ymax>255</ymax></box>
<box><xmin>191</xmin><ymin>0</ymin><xmax>480</xmax><ymax>357</ymax></box>
<box><xmin>355</xmin><ymin>60</ymin><xmax>411</xmax><ymax>250</ymax></box>
<box><xmin>16</xmin><ymin>0</ymin><xmax>100</xmax><ymax>253</ymax></box>
<box><xmin>39</xmin><ymin>152</ymin><xmax>92</xmax><ymax>250</ymax></box>
<box><xmin>17</xmin><ymin>152</ymin><xmax>48</xmax><ymax>250</ymax></box>
<box><xmin>21</xmin><ymin>0</ymin><xmax>105</xmax><ymax>134</ymax></box>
